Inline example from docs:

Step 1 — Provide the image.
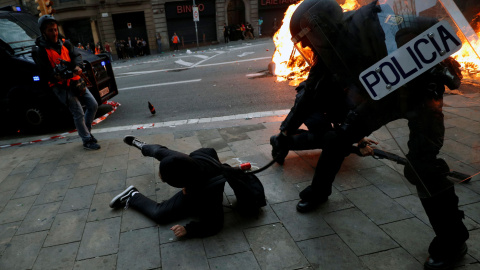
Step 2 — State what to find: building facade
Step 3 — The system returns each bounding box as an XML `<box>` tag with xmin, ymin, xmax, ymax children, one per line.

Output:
<box><xmin>1</xmin><ymin>0</ymin><xmax>296</xmax><ymax>58</ymax></box>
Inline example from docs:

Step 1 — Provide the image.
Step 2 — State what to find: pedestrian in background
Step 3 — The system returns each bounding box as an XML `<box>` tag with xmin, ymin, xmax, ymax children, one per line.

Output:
<box><xmin>172</xmin><ymin>32</ymin><xmax>180</xmax><ymax>51</ymax></box>
<box><xmin>156</xmin><ymin>33</ymin><xmax>162</xmax><ymax>53</ymax></box>
<box><xmin>223</xmin><ymin>23</ymin><xmax>229</xmax><ymax>43</ymax></box>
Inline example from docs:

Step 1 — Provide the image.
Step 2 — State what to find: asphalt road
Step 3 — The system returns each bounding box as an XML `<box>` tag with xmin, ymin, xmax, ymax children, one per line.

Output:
<box><xmin>103</xmin><ymin>38</ymin><xmax>296</xmax><ymax>128</ymax></box>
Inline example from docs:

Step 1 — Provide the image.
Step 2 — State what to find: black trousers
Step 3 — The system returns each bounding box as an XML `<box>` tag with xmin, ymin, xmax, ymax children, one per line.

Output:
<box><xmin>129</xmin><ymin>191</ymin><xmax>189</xmax><ymax>224</ymax></box>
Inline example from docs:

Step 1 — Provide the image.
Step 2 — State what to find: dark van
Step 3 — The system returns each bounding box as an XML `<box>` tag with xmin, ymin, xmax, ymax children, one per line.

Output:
<box><xmin>0</xmin><ymin>8</ymin><xmax>118</xmax><ymax>131</ymax></box>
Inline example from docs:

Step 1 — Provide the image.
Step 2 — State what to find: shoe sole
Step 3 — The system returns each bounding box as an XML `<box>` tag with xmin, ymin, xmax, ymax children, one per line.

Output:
<box><xmin>109</xmin><ymin>185</ymin><xmax>136</xmax><ymax>208</ymax></box>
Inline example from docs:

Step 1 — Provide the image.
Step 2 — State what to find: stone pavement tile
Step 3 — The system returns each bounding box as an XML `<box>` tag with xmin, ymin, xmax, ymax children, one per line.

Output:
<box><xmin>0</xmin><ymin>221</ymin><xmax>20</xmax><ymax>255</ymax></box>
<box><xmin>9</xmin><ymin>157</ymin><xmax>40</xmax><ymax>175</ymax></box>
<box><xmin>244</xmin><ymin>223</ymin><xmax>309</xmax><ymax>270</ymax></box>
<box><xmin>88</xmin><ymin>191</ymin><xmax>123</xmax><ymax>222</ymax></box>
<box><xmin>0</xmin><ymin>195</ymin><xmax>36</xmax><ymax>225</ymax></box>
<box><xmin>343</xmin><ymin>185</ymin><xmax>413</xmax><ymax>225</ymax></box>
<box><xmin>229</xmin><ymin>139</ymin><xmax>261</xmax><ymax>157</ymax></box>
<box><xmin>219</xmin><ymin>124</ymin><xmax>266</xmax><ymax>143</ymax></box>
<box><xmin>395</xmin><ymin>195</ymin><xmax>430</xmax><ymax>225</ymax></box>
<box><xmin>44</xmin><ymin>209</ymin><xmax>88</xmax><ymax>247</ymax></box>
<box><xmin>105</xmin><ymin>141</ymin><xmax>130</xmax><ymax>157</ymax></box>
<box><xmin>58</xmin><ymin>185</ymin><xmax>96</xmax><ymax>213</ymax></box>
<box><xmin>332</xmin><ymin>169</ymin><xmax>371</xmax><ymax>192</ymax></box>
<box><xmin>174</xmin><ymin>130</ymin><xmax>196</xmax><ymax>139</ymax></box>
<box><xmin>126</xmin><ymin>174</ymin><xmax>156</xmax><ymax>197</ymax></box>
<box><xmin>443</xmin><ymin>139</ymin><xmax>480</xmax><ymax>165</ymax></box>
<box><xmin>70</xmin><ymin>165</ymin><xmax>102</xmax><ymax>188</ymax></box>
<box><xmin>73</xmin><ymin>254</ymin><xmax>117</xmax><ymax>270</ymax></box>
<box><xmin>456</xmin><ymin>185</ymin><xmax>480</xmax><ymax>206</ymax></box>
<box><xmin>468</xmin><ymin>229</ymin><xmax>480</xmax><ymax>261</ymax></box>
<box><xmin>217</xmin><ymin>150</ymin><xmax>237</xmax><ymax>164</ymax></box>
<box><xmin>386</xmin><ymin>119</ymin><xmax>408</xmax><ymax>129</ymax></box>
<box><xmin>246</xmin><ymin>125</ymin><xmax>278</xmax><ymax>146</ymax></box>
<box><xmin>12</xmin><ymin>175</ymin><xmax>49</xmax><ymax>199</ymax></box>
<box><xmin>324</xmin><ymin>208</ymin><xmax>398</xmax><ymax>256</ymax></box>
<box><xmin>359</xmin><ymin>247</ymin><xmax>423</xmax><ymax>270</ymax></box>
<box><xmin>296</xmin><ymin>149</ymin><xmax>321</xmax><ymax>168</ymax></box>
<box><xmin>358</xmin><ymin>165</ymin><xmax>412</xmax><ymax>198</ymax></box>
<box><xmin>77</xmin><ymin>217</ymin><xmax>122</xmax><ymax>260</ymax></box>
<box><xmin>445</xmin><ymin>107</ymin><xmax>480</xmax><ymax>122</ymax></box>
<box><xmin>0</xmin><ymin>169</ymin><xmax>12</xmax><ymax>186</ymax></box>
<box><xmin>34</xmin><ymin>179</ymin><xmax>71</xmax><ymax>205</ymax></box>
<box><xmin>158</xmin><ymin>217</ymin><xmax>188</xmax><ymax>244</ymax></box>
<box><xmin>228</xmin><ymin>202</ymin><xmax>279</xmax><ymax>229</ymax></box>
<box><xmin>445</xmin><ymin>117</ymin><xmax>480</xmax><ymax>136</ymax></box>
<box><xmin>271</xmin><ymin>200</ymin><xmax>334</xmax><ymax>241</ymax></box>
<box><xmin>462</xmin><ymin>202</ymin><xmax>480</xmax><ymax>224</ymax></box>
<box><xmin>0</xmin><ymin>231</ymin><xmax>47</xmax><ymax>270</ymax></box>
<box><xmin>445</xmin><ymin>127</ymin><xmax>480</xmax><ymax>149</ymax></box>
<box><xmin>260</xmin><ymin>173</ymin><xmax>299</xmax><ymax>204</ymax></box>
<box><xmin>208</xmin><ymin>251</ymin><xmax>261</xmax><ymax>270</ymax></box>
<box><xmin>96</xmin><ymin>169</ymin><xmax>127</xmax><ymax>194</ymax></box>
<box><xmin>128</xmin><ymin>146</ymin><xmax>144</xmax><ymax>160</ymax></box>
<box><xmin>203</xmin><ymin>213</ymin><xmax>250</xmax><ymax>258</ymax></box>
<box><xmin>298</xmin><ymin>234</ymin><xmax>367</xmax><ymax>270</ymax></box>
<box><xmin>28</xmin><ymin>160</ymin><xmax>58</xmax><ymax>179</ymax></box>
<box><xmin>101</xmin><ymin>154</ymin><xmax>128</xmax><ymax>173</ymax></box>
<box><xmin>0</xmin><ymin>190</ymin><xmax>15</xmax><ymax>212</ymax></box>
<box><xmin>280</xmin><ymin>155</ymin><xmax>316</xmax><ymax>184</ymax></box>
<box><xmin>48</xmin><ymin>163</ymin><xmax>79</xmax><ymax>182</ymax></box>
<box><xmin>156</xmin><ymin>183</ymin><xmax>181</xmax><ymax>203</ymax></box>
<box><xmin>342</xmin><ymin>154</ymin><xmax>385</xmax><ymax>171</ymax></box>
<box><xmin>171</xmin><ymin>136</ymin><xmax>202</xmax><ymax>154</ymax></box>
<box><xmin>58</xmin><ymin>151</ymin><xmax>86</xmax><ymax>166</ymax></box>
<box><xmin>0</xmin><ymin>172</ymin><xmax>28</xmax><ymax>193</ymax></box>
<box><xmin>471</xmin><ymin>181</ymin><xmax>480</xmax><ymax>195</ymax></box>
<box><xmin>0</xmin><ymin>154</ymin><xmax>23</xmax><ymax>172</ymax></box>
<box><xmin>16</xmin><ymin>201</ymin><xmax>60</xmax><ymax>235</ymax></box>
<box><xmin>148</xmin><ymin>133</ymin><xmax>175</xmax><ymax>148</ymax></box>
<box><xmin>127</xmin><ymin>157</ymin><xmax>154</xmax><ymax>178</ymax></box>
<box><xmin>117</xmin><ymin>227</ymin><xmax>161</xmax><ymax>270</ymax></box>
<box><xmin>196</xmin><ymin>129</ymin><xmax>223</xmax><ymax>142</ymax></box>
<box><xmin>372</xmin><ymin>126</ymin><xmax>395</xmax><ymax>141</ymax></box>
<box><xmin>120</xmin><ymin>195</ymin><xmax>157</xmax><ymax>232</ymax></box>
<box><xmin>437</xmin><ymin>153</ymin><xmax>480</xmax><ymax>182</ymax></box>
<box><xmin>78</xmin><ymin>151</ymin><xmax>107</xmax><ymax>170</ymax></box>
<box><xmin>200</xmin><ymin>137</ymin><xmax>230</xmax><ymax>152</ymax></box>
<box><xmin>161</xmin><ymin>239</ymin><xmax>209</xmax><ymax>270</ymax></box>
<box><xmin>33</xmin><ymin>242</ymin><xmax>79</xmax><ymax>270</ymax></box>
<box><xmin>380</xmin><ymin>218</ymin><xmax>433</xmax><ymax>261</ymax></box>
<box><xmin>295</xmin><ymin>183</ymin><xmax>354</xmax><ymax>214</ymax></box>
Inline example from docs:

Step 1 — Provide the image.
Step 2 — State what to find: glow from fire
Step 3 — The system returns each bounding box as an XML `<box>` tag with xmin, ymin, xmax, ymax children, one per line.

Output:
<box><xmin>271</xmin><ymin>0</ymin><xmax>360</xmax><ymax>85</ymax></box>
<box><xmin>452</xmin><ymin>13</ymin><xmax>480</xmax><ymax>80</ymax></box>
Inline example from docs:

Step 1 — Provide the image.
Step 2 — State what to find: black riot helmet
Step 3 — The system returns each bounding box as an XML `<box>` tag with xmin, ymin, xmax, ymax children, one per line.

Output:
<box><xmin>289</xmin><ymin>0</ymin><xmax>343</xmax><ymax>66</ymax></box>
<box><xmin>38</xmin><ymin>15</ymin><xmax>57</xmax><ymax>33</ymax></box>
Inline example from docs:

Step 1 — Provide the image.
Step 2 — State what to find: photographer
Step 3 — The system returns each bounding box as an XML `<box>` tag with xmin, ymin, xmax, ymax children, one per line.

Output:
<box><xmin>34</xmin><ymin>15</ymin><xmax>100</xmax><ymax>150</ymax></box>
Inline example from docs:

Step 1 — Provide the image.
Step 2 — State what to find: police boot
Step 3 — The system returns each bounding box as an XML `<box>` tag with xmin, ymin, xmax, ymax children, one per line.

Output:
<box><xmin>421</xmin><ymin>187</ymin><xmax>469</xmax><ymax>270</ymax></box>
<box><xmin>123</xmin><ymin>135</ymin><xmax>146</xmax><ymax>150</ymax></box>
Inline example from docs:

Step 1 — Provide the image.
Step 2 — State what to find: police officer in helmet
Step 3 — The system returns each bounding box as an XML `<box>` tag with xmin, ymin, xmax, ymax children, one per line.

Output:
<box><xmin>34</xmin><ymin>15</ymin><xmax>100</xmax><ymax>150</ymax></box>
<box><xmin>272</xmin><ymin>0</ymin><xmax>469</xmax><ymax>269</ymax></box>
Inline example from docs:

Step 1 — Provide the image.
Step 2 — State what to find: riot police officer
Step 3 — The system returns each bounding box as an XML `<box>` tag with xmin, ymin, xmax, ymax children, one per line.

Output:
<box><xmin>273</xmin><ymin>0</ymin><xmax>469</xmax><ymax>269</ymax></box>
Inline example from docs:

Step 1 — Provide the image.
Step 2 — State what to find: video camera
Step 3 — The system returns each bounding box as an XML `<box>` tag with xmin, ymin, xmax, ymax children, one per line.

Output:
<box><xmin>53</xmin><ymin>59</ymin><xmax>74</xmax><ymax>80</ymax></box>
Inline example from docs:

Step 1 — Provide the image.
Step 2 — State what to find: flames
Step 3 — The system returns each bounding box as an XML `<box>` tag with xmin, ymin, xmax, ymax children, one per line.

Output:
<box><xmin>452</xmin><ymin>13</ymin><xmax>480</xmax><ymax>80</ymax></box>
<box><xmin>271</xmin><ymin>0</ymin><xmax>360</xmax><ymax>85</ymax></box>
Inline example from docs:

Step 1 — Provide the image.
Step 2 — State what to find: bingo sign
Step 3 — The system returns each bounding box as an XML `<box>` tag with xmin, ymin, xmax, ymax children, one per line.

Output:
<box><xmin>193</xmin><ymin>6</ymin><xmax>199</xmax><ymax>21</ymax></box>
<box><xmin>359</xmin><ymin>20</ymin><xmax>462</xmax><ymax>100</ymax></box>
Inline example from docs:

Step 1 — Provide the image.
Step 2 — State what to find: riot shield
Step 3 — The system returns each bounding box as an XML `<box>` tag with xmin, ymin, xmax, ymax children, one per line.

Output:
<box><xmin>291</xmin><ymin>0</ymin><xmax>480</xmax><ymax>198</ymax></box>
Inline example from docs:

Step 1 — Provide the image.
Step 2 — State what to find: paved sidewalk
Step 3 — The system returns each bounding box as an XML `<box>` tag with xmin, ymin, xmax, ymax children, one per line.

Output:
<box><xmin>0</xmin><ymin>94</ymin><xmax>480</xmax><ymax>270</ymax></box>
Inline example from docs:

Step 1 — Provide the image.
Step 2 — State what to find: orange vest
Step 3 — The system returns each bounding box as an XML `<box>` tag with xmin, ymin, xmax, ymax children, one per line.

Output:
<box><xmin>45</xmin><ymin>41</ymin><xmax>81</xmax><ymax>87</ymax></box>
<box><xmin>95</xmin><ymin>47</ymin><xmax>101</xmax><ymax>54</ymax></box>
<box><xmin>173</xmin><ymin>36</ymin><xmax>179</xmax><ymax>43</ymax></box>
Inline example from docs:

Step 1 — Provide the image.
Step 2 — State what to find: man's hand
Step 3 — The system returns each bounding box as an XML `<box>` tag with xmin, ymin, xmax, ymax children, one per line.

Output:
<box><xmin>358</xmin><ymin>138</ymin><xmax>378</xmax><ymax>156</ymax></box>
<box><xmin>74</xmin><ymin>66</ymin><xmax>83</xmax><ymax>75</ymax></box>
<box><xmin>171</xmin><ymin>225</ymin><xmax>187</xmax><ymax>237</ymax></box>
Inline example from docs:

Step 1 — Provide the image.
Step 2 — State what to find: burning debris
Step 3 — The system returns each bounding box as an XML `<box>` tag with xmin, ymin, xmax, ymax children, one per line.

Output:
<box><xmin>452</xmin><ymin>12</ymin><xmax>480</xmax><ymax>81</ymax></box>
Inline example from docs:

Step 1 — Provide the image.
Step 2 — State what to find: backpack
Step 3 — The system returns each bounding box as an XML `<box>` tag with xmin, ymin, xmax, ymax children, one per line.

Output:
<box><xmin>192</xmin><ymin>154</ymin><xmax>267</xmax><ymax>216</ymax></box>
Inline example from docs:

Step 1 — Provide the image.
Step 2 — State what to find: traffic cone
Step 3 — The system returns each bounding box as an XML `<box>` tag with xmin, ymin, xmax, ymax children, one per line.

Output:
<box><xmin>148</xmin><ymin>102</ymin><xmax>156</xmax><ymax>114</ymax></box>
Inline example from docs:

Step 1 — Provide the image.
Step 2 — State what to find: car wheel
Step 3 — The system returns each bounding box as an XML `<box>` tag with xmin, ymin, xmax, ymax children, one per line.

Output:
<box><xmin>20</xmin><ymin>104</ymin><xmax>50</xmax><ymax>132</ymax></box>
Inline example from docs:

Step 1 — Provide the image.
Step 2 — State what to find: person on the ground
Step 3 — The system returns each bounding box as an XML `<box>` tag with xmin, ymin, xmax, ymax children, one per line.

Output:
<box><xmin>172</xmin><ymin>32</ymin><xmax>180</xmax><ymax>51</ymax></box>
<box><xmin>274</xmin><ymin>1</ymin><xmax>469</xmax><ymax>269</ymax></box>
<box><xmin>223</xmin><ymin>23</ymin><xmax>229</xmax><ymax>43</ymax></box>
<box><xmin>34</xmin><ymin>15</ymin><xmax>100</xmax><ymax>150</ymax></box>
<box><xmin>110</xmin><ymin>136</ymin><xmax>226</xmax><ymax>238</ymax></box>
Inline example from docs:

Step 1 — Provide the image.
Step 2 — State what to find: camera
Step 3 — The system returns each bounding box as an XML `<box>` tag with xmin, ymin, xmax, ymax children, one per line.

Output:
<box><xmin>53</xmin><ymin>59</ymin><xmax>74</xmax><ymax>79</ymax></box>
